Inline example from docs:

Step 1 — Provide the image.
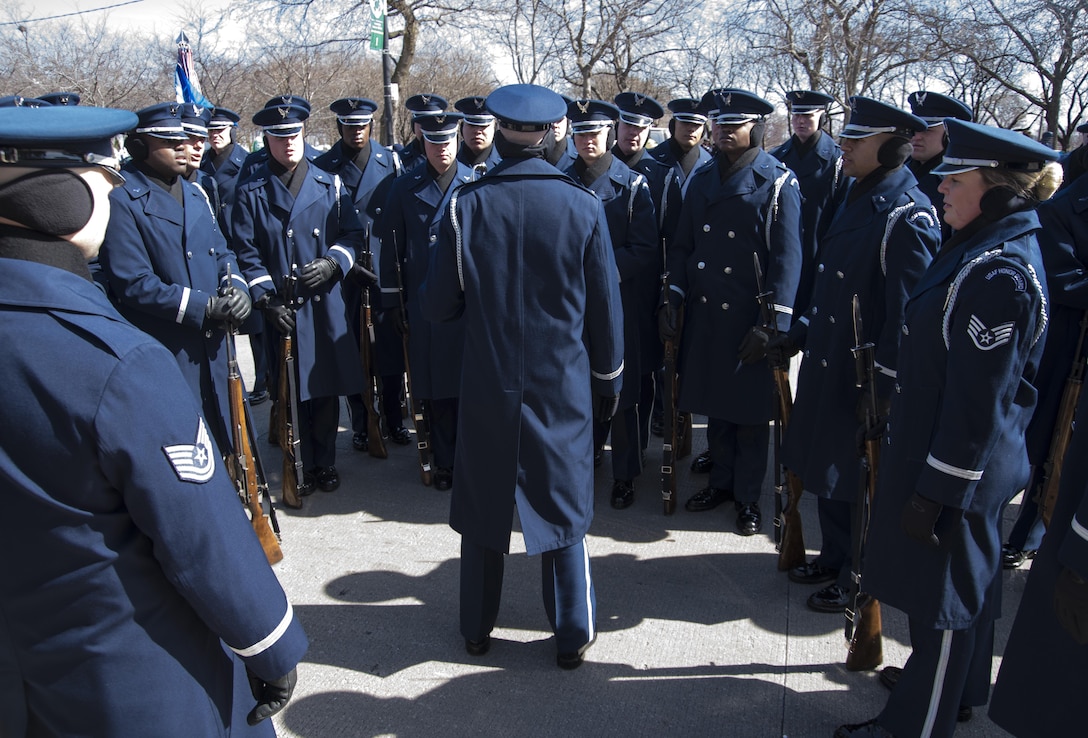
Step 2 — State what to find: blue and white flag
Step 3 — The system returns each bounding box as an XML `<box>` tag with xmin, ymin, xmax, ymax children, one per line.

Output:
<box><xmin>174</xmin><ymin>31</ymin><xmax>211</xmax><ymax>107</ymax></box>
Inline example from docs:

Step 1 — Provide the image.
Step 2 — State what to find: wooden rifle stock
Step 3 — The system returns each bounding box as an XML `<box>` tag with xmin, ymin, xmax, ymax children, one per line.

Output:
<box><xmin>277</xmin><ymin>272</ymin><xmax>305</xmax><ymax>509</ymax></box>
<box><xmin>845</xmin><ymin>294</ymin><xmax>883</xmax><ymax>671</ymax></box>
<box><xmin>224</xmin><ymin>293</ymin><xmax>283</xmax><ymax>564</ymax></box>
<box><xmin>358</xmin><ymin>235</ymin><xmax>389</xmax><ymax>459</ymax></box>
<box><xmin>391</xmin><ymin>230</ymin><xmax>432</xmax><ymax>486</ymax></box>
<box><xmin>752</xmin><ymin>252</ymin><xmax>806</xmax><ymax>570</ymax></box>
<box><xmin>1040</xmin><ymin>310</ymin><xmax>1088</xmax><ymax>527</ymax></box>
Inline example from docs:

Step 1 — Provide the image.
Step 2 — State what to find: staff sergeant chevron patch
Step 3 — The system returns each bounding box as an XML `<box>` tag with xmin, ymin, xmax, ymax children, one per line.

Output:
<box><xmin>967</xmin><ymin>314</ymin><xmax>1015</xmax><ymax>351</ymax></box>
<box><xmin>162</xmin><ymin>417</ymin><xmax>216</xmax><ymax>482</ymax></box>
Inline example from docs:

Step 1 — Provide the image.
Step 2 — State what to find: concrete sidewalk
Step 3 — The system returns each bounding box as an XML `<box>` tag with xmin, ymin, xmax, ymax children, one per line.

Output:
<box><xmin>237</xmin><ymin>364</ymin><xmax>1025</xmax><ymax>738</ymax></box>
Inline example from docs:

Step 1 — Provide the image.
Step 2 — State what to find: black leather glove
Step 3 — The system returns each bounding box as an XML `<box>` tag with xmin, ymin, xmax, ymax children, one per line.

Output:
<box><xmin>205</xmin><ymin>289</ymin><xmax>252</xmax><ymax>328</ymax></box>
<box><xmin>1055</xmin><ymin>567</ymin><xmax>1088</xmax><ymax>645</ymax></box>
<box><xmin>594</xmin><ymin>394</ymin><xmax>620</xmax><ymax>424</ymax></box>
<box><xmin>738</xmin><ymin>325</ymin><xmax>771</xmax><ymax>364</ymax></box>
<box><xmin>259</xmin><ymin>296</ymin><xmax>296</xmax><ymax>335</ymax></box>
<box><xmin>855</xmin><ymin>417</ymin><xmax>888</xmax><ymax>457</ymax></box>
<box><xmin>658</xmin><ymin>303</ymin><xmax>679</xmax><ymax>343</ymax></box>
<box><xmin>347</xmin><ymin>260</ymin><xmax>379</xmax><ymax>288</ymax></box>
<box><xmin>901</xmin><ymin>492</ymin><xmax>942</xmax><ymax>547</ymax></box>
<box><xmin>766</xmin><ymin>332</ymin><xmax>799</xmax><ymax>368</ymax></box>
<box><xmin>246</xmin><ymin>667</ymin><xmax>297</xmax><ymax>725</ymax></box>
<box><xmin>299</xmin><ymin>256</ymin><xmax>341</xmax><ymax>289</ymax></box>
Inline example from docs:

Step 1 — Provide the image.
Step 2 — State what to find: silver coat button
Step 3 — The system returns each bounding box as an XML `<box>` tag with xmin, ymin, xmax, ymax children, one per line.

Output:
<box><xmin>699</xmin><ymin>296</ymin><xmax>707</xmax><ymax>304</ymax></box>
<box><xmin>721</xmin><ymin>303</ymin><xmax>729</xmax><ymax>310</ymax></box>
<box><xmin>186</xmin><ymin>251</ymin><xmax>193</xmax><ymax>259</ymax></box>
<box><xmin>829</xmin><ymin>316</ymin><xmax>836</xmax><ymax>324</ymax></box>
<box><xmin>286</xmin><ymin>229</ymin><xmax>293</xmax><ymax>237</ymax></box>
<box><xmin>727</xmin><ymin>231</ymin><xmax>735</xmax><ymax>238</ymax></box>
<box><xmin>703</xmin><ymin>224</ymin><xmax>711</xmax><ymax>232</ymax></box>
<box><xmin>313</xmin><ymin>228</ymin><xmax>320</xmax><ymax>237</ymax></box>
<box><xmin>697</xmin><ymin>261</ymin><xmax>705</xmax><ymax>269</ymax></box>
<box><xmin>724</xmin><ymin>266</ymin><xmax>732</xmax><ymax>274</ymax></box>
<box><xmin>817</xmin><ymin>264</ymin><xmax>824</xmax><ymax>272</ymax></box>
<box><xmin>820</xmin><ymin>359</ymin><xmax>828</xmax><ymax>367</ymax></box>
<box><xmin>902</xmin><ymin>325</ymin><xmax>910</xmax><ymax>335</ymax></box>
<box><xmin>429</xmin><ymin>235</ymin><xmax>437</xmax><ymax>242</ymax></box>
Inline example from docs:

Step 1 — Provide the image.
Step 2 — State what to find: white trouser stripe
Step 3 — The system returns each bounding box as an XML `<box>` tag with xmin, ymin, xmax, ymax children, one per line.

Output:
<box><xmin>921</xmin><ymin>629</ymin><xmax>953</xmax><ymax>738</ymax></box>
<box><xmin>230</xmin><ymin>602</ymin><xmax>293</xmax><ymax>658</ymax></box>
<box><xmin>581</xmin><ymin>540</ymin><xmax>595</xmax><ymax>643</ymax></box>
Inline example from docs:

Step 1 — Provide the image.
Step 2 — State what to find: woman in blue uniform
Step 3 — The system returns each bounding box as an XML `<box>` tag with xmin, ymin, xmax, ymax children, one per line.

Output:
<box><xmin>835</xmin><ymin>120</ymin><xmax>1062</xmax><ymax>738</ymax></box>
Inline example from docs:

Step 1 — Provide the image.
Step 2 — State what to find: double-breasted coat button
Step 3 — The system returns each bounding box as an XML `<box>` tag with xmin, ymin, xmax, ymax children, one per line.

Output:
<box><xmin>703</xmin><ymin>224</ymin><xmax>711</xmax><ymax>232</ymax></box>
<box><xmin>697</xmin><ymin>261</ymin><xmax>705</xmax><ymax>269</ymax></box>
<box><xmin>429</xmin><ymin>235</ymin><xmax>437</xmax><ymax>243</ymax></box>
<box><xmin>724</xmin><ymin>266</ymin><xmax>732</xmax><ymax>274</ymax></box>
<box><xmin>829</xmin><ymin>315</ymin><xmax>836</xmax><ymax>324</ymax></box>
<box><xmin>721</xmin><ymin>303</ymin><xmax>729</xmax><ymax>310</ymax></box>
<box><xmin>699</xmin><ymin>296</ymin><xmax>707</xmax><ymax>304</ymax></box>
<box><xmin>313</xmin><ymin>228</ymin><xmax>320</xmax><ymax>237</ymax></box>
<box><xmin>208</xmin><ymin>248</ymin><xmax>215</xmax><ymax>255</ymax></box>
<box><xmin>286</xmin><ymin>229</ymin><xmax>293</xmax><ymax>238</ymax></box>
<box><xmin>817</xmin><ymin>264</ymin><xmax>825</xmax><ymax>272</ymax></box>
<box><xmin>727</xmin><ymin>231</ymin><xmax>735</xmax><ymax>238</ymax></box>
<box><xmin>186</xmin><ymin>251</ymin><xmax>193</xmax><ymax>259</ymax></box>
<box><xmin>902</xmin><ymin>325</ymin><xmax>910</xmax><ymax>335</ymax></box>
<box><xmin>836</xmin><ymin>270</ymin><xmax>844</xmax><ymax>279</ymax></box>
<box><xmin>820</xmin><ymin>359</ymin><xmax>828</xmax><ymax>367</ymax></box>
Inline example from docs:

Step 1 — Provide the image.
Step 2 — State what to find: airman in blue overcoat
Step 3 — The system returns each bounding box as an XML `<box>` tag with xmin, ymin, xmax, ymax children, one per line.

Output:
<box><xmin>100</xmin><ymin>102</ymin><xmax>251</xmax><ymax>456</ymax></box>
<box><xmin>421</xmin><ymin>84</ymin><xmax>623</xmax><ymax>669</ymax></box>
<box><xmin>775</xmin><ymin>98</ymin><xmax>940</xmax><ymax>613</ymax></box>
<box><xmin>661</xmin><ymin>88</ymin><xmax>803</xmax><ymax>536</ymax></box>
<box><xmin>649</xmin><ymin>97</ymin><xmax>713</xmax><ymax>196</ymax></box>
<box><xmin>906</xmin><ymin>91</ymin><xmax>973</xmax><ymax>239</ymax></box>
<box><xmin>836</xmin><ymin>119</ymin><xmax>1061</xmax><ymax>738</ymax></box>
<box><xmin>454</xmin><ymin>96</ymin><xmax>502</xmax><ymax>178</ymax></box>
<box><xmin>378</xmin><ymin>113</ymin><xmax>473</xmax><ymax>490</ymax></box>
<box><xmin>565</xmin><ymin>98</ymin><xmax>659</xmax><ymax>509</ymax></box>
<box><xmin>200</xmin><ymin>106</ymin><xmax>249</xmax><ymax>232</ymax></box>
<box><xmin>232</xmin><ymin>99</ymin><xmax>367</xmax><ymax>493</ymax></box>
<box><xmin>0</xmin><ymin>104</ymin><xmax>306</xmax><ymax>738</ymax></box>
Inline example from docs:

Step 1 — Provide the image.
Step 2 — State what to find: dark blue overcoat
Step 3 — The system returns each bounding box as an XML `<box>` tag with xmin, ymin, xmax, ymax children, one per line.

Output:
<box><xmin>865</xmin><ymin>210</ymin><xmax>1048</xmax><ymax>629</ymax></box>
<box><xmin>666</xmin><ymin>150</ymin><xmax>803</xmax><ymax>424</ymax></box>
<box><xmin>200</xmin><ymin>142</ymin><xmax>249</xmax><ymax>239</ymax></box>
<box><xmin>377</xmin><ymin>161</ymin><xmax>473</xmax><ymax>399</ymax></box>
<box><xmin>565</xmin><ymin>156</ymin><xmax>658</xmax><ymax>407</ymax></box>
<box><xmin>0</xmin><ymin>259</ymin><xmax>307</xmax><ymax>737</ymax></box>
<box><xmin>783</xmin><ymin>167</ymin><xmax>939</xmax><ymax>499</ymax></box>
<box><xmin>100</xmin><ymin>165</ymin><xmax>248</xmax><ymax>452</ymax></box>
<box><xmin>770</xmin><ymin>130</ymin><xmax>848</xmax><ymax>315</ymax></box>
<box><xmin>231</xmin><ymin>161</ymin><xmax>366</xmax><ymax>402</ymax></box>
<box><xmin>421</xmin><ymin>156</ymin><xmax>624</xmax><ymax>555</ymax></box>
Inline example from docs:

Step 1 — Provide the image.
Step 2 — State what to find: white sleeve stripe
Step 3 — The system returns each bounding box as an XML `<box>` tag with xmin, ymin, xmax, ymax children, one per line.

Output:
<box><xmin>380</xmin><ymin>287</ymin><xmax>400</xmax><ymax>294</ymax></box>
<box><xmin>669</xmin><ymin>284</ymin><xmax>685</xmax><ymax>299</ymax></box>
<box><xmin>772</xmin><ymin>303</ymin><xmax>793</xmax><ymax>316</ymax></box>
<box><xmin>926</xmin><ymin>453</ymin><xmax>983</xmax><ymax>481</ymax></box>
<box><xmin>593</xmin><ymin>360</ymin><xmax>624</xmax><ymax>381</ymax></box>
<box><xmin>328</xmin><ymin>244</ymin><xmax>353</xmax><ymax>263</ymax></box>
<box><xmin>874</xmin><ymin>361</ymin><xmax>897</xmax><ymax>378</ymax></box>
<box><xmin>798</xmin><ymin>315</ymin><xmax>810</xmax><ymax>326</ymax></box>
<box><xmin>177</xmin><ymin>287</ymin><xmax>191</xmax><ymax>324</ymax></box>
<box><xmin>1072</xmin><ymin>516</ymin><xmax>1088</xmax><ymax>544</ymax></box>
<box><xmin>229</xmin><ymin>602</ymin><xmax>293</xmax><ymax>658</ymax></box>
<box><xmin>249</xmin><ymin>274</ymin><xmax>274</xmax><ymax>289</ymax></box>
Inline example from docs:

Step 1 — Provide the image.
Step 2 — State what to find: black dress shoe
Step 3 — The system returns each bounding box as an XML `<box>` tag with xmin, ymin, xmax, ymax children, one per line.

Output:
<box><xmin>690</xmin><ymin>448</ymin><xmax>713</xmax><ymax>473</ymax></box>
<box><xmin>557</xmin><ymin>636</ymin><xmax>595</xmax><ymax>670</ymax></box>
<box><xmin>434</xmin><ymin>468</ymin><xmax>453</xmax><ymax>491</ymax></box>
<box><xmin>1001</xmin><ymin>543</ymin><xmax>1037</xmax><ymax>569</ymax></box>
<box><xmin>833</xmin><ymin>718</ymin><xmax>894</xmax><ymax>737</ymax></box>
<box><xmin>611</xmin><ymin>479</ymin><xmax>634</xmax><ymax>509</ymax></box>
<box><xmin>807</xmin><ymin>583</ymin><xmax>850</xmax><ymax>613</ymax></box>
<box><xmin>789</xmin><ymin>560</ymin><xmax>837</xmax><ymax>585</ymax></box>
<box><xmin>247</xmin><ymin>389</ymin><xmax>269</xmax><ymax>406</ymax></box>
<box><xmin>315</xmin><ymin>466</ymin><xmax>340</xmax><ymax>492</ymax></box>
<box><xmin>735</xmin><ymin>502</ymin><xmax>761</xmax><ymax>536</ymax></box>
<box><xmin>880</xmin><ymin>666</ymin><xmax>972</xmax><ymax>722</ymax></box>
<box><xmin>389</xmin><ymin>426</ymin><xmax>412</xmax><ymax>445</ymax></box>
<box><xmin>465</xmin><ymin>636</ymin><xmax>490</xmax><ymax>656</ymax></box>
<box><xmin>299</xmin><ymin>472</ymin><xmax>316</xmax><ymax>497</ymax></box>
<box><xmin>685</xmin><ymin>486</ymin><xmax>733</xmax><ymax>512</ymax></box>
<box><xmin>352</xmin><ymin>432</ymin><xmax>368</xmax><ymax>452</ymax></box>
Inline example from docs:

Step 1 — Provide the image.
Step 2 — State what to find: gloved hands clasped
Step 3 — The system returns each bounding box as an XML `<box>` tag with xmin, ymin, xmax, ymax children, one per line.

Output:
<box><xmin>901</xmin><ymin>492</ymin><xmax>942</xmax><ymax>547</ymax></box>
<box><xmin>246</xmin><ymin>667</ymin><xmax>297</xmax><ymax>725</ymax></box>
<box><xmin>205</xmin><ymin>287</ymin><xmax>252</xmax><ymax>328</ymax></box>
<box><xmin>766</xmin><ymin>331</ymin><xmax>800</xmax><ymax>368</ymax></box>
<box><xmin>594</xmin><ymin>394</ymin><xmax>620</xmax><ymax>424</ymax></box>
<box><xmin>299</xmin><ymin>256</ymin><xmax>341</xmax><ymax>290</ymax></box>
<box><xmin>257</xmin><ymin>294</ymin><xmax>296</xmax><ymax>336</ymax></box>
<box><xmin>658</xmin><ymin>302</ymin><xmax>680</xmax><ymax>343</ymax></box>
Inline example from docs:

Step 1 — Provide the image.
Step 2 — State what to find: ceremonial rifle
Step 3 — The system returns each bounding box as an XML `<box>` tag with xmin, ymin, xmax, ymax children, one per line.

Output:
<box><xmin>277</xmin><ymin>270</ymin><xmax>305</xmax><ymax>509</ymax></box>
<box><xmin>226</xmin><ymin>312</ymin><xmax>284</xmax><ymax>564</ymax></box>
<box><xmin>391</xmin><ymin>229</ymin><xmax>433</xmax><ymax>486</ymax></box>
<box><xmin>661</xmin><ymin>265</ymin><xmax>681</xmax><ymax>515</ymax></box>
<box><xmin>752</xmin><ymin>252</ymin><xmax>806</xmax><ymax>571</ymax></box>
<box><xmin>845</xmin><ymin>293</ymin><xmax>883</xmax><ymax>671</ymax></box>
<box><xmin>1039</xmin><ymin>310</ymin><xmax>1088</xmax><ymax>527</ymax></box>
<box><xmin>359</xmin><ymin>226</ymin><xmax>389</xmax><ymax>459</ymax></box>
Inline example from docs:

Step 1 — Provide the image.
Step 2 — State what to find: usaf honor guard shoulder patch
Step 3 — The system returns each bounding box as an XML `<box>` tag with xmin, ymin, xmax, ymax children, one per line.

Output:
<box><xmin>967</xmin><ymin>314</ymin><xmax>1015</xmax><ymax>351</ymax></box>
<box><xmin>162</xmin><ymin>417</ymin><xmax>216</xmax><ymax>482</ymax></box>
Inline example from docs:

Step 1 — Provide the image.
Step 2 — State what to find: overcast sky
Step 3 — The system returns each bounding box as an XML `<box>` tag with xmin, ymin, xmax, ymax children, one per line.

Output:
<box><xmin>22</xmin><ymin>0</ymin><xmax>238</xmax><ymax>41</ymax></box>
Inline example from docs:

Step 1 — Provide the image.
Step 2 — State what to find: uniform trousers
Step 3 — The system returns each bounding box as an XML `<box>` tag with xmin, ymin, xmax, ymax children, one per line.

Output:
<box><xmin>347</xmin><ymin>378</ymin><xmax>404</xmax><ymax>438</ymax></box>
<box><xmin>594</xmin><ymin>406</ymin><xmax>643</xmax><ymax>481</ymax></box>
<box><xmin>427</xmin><ymin>397</ymin><xmax>458</xmax><ymax>470</ymax></box>
<box><xmin>877</xmin><ymin>616</ymin><xmax>994</xmax><ymax>738</ymax></box>
<box><xmin>297</xmin><ymin>396</ymin><xmax>339</xmax><ymax>470</ymax></box>
<box><xmin>707</xmin><ymin>418</ymin><xmax>768</xmax><ymax>503</ymax></box>
<box><xmin>638</xmin><ymin>372</ymin><xmax>656</xmax><ymax>452</ymax></box>
<box><xmin>460</xmin><ymin>537</ymin><xmax>596</xmax><ymax>654</ymax></box>
<box><xmin>1005</xmin><ymin>475</ymin><xmax>1045</xmax><ymax>552</ymax></box>
<box><xmin>814</xmin><ymin>496</ymin><xmax>854</xmax><ymax>587</ymax></box>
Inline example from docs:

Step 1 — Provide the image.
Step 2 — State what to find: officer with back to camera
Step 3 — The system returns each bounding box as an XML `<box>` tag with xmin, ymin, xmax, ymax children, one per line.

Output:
<box><xmin>421</xmin><ymin>83</ymin><xmax>624</xmax><ymax>669</ymax></box>
<box><xmin>0</xmin><ymin>100</ymin><xmax>305</xmax><ymax>738</ymax></box>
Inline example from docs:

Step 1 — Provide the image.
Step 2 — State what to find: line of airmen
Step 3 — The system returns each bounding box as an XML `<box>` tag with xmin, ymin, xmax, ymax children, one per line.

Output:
<box><xmin>5</xmin><ymin>83</ymin><xmax>1088</xmax><ymax>734</ymax></box>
